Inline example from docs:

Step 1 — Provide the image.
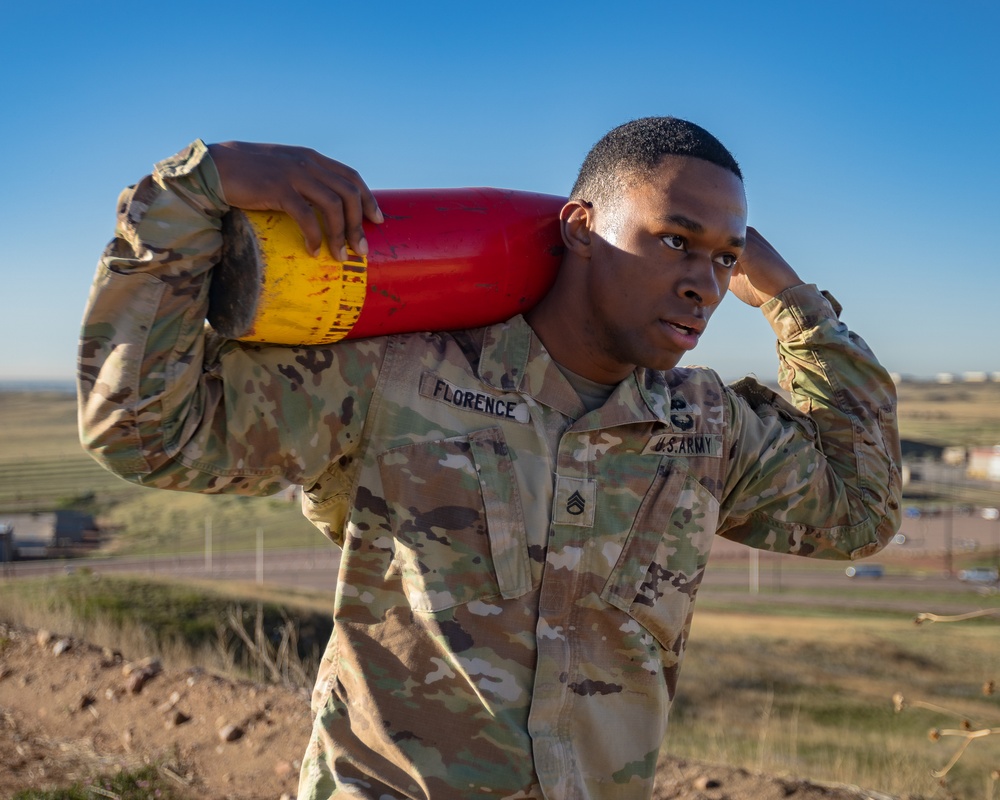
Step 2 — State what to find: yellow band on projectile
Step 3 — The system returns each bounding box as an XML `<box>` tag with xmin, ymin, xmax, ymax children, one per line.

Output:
<box><xmin>240</xmin><ymin>209</ymin><xmax>368</xmax><ymax>345</ymax></box>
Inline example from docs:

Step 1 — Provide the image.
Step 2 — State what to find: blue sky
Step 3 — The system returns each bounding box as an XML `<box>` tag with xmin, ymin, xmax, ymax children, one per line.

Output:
<box><xmin>2</xmin><ymin>0</ymin><xmax>998</xmax><ymax>382</ymax></box>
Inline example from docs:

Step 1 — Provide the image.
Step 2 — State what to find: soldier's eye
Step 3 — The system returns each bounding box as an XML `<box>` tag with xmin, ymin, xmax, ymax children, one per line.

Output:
<box><xmin>662</xmin><ymin>235</ymin><xmax>686</xmax><ymax>251</ymax></box>
<box><xmin>714</xmin><ymin>253</ymin><xmax>738</xmax><ymax>269</ymax></box>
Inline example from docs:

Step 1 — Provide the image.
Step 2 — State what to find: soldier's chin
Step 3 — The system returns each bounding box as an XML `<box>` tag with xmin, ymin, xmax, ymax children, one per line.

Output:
<box><xmin>641</xmin><ymin>352</ymin><xmax>685</xmax><ymax>372</ymax></box>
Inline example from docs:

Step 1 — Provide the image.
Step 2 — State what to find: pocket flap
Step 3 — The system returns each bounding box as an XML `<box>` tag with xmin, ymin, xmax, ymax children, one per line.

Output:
<box><xmin>469</xmin><ymin>428</ymin><xmax>532</xmax><ymax>600</ymax></box>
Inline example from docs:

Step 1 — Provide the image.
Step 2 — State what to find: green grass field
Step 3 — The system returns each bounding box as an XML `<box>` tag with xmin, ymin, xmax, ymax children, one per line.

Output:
<box><xmin>0</xmin><ymin>391</ymin><xmax>319</xmax><ymax>554</ymax></box>
<box><xmin>12</xmin><ymin>765</ymin><xmax>182</xmax><ymax>800</ymax></box>
<box><xmin>0</xmin><ymin>572</ymin><xmax>333</xmax><ymax>684</ymax></box>
<box><xmin>0</xmin><ymin>392</ymin><xmax>130</xmax><ymax>509</ymax></box>
<box><xmin>4</xmin><ymin>381</ymin><xmax>999</xmax><ymax>556</ymax></box>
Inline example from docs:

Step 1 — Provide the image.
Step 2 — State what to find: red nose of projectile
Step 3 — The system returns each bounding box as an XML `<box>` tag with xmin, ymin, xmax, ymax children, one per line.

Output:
<box><xmin>350</xmin><ymin>188</ymin><xmax>567</xmax><ymax>339</ymax></box>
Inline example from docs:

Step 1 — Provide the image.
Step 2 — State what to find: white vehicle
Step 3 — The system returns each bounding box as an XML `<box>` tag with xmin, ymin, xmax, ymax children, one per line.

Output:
<box><xmin>958</xmin><ymin>567</ymin><xmax>999</xmax><ymax>584</ymax></box>
<box><xmin>846</xmin><ymin>564</ymin><xmax>885</xmax><ymax>578</ymax></box>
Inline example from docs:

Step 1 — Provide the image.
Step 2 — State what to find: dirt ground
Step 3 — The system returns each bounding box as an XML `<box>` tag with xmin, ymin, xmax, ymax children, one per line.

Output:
<box><xmin>0</xmin><ymin>622</ymin><xmax>912</xmax><ymax>800</ymax></box>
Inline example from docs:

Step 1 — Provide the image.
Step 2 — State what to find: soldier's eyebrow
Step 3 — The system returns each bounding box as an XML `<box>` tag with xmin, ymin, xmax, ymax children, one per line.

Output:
<box><xmin>662</xmin><ymin>214</ymin><xmax>745</xmax><ymax>248</ymax></box>
<box><xmin>662</xmin><ymin>214</ymin><xmax>703</xmax><ymax>233</ymax></box>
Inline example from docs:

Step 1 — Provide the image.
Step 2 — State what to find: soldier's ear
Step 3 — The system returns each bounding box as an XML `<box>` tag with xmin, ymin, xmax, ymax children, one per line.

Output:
<box><xmin>560</xmin><ymin>200</ymin><xmax>593</xmax><ymax>257</ymax></box>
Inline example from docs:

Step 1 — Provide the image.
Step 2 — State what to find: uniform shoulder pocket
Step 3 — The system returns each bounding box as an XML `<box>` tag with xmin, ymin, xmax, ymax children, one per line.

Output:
<box><xmin>601</xmin><ymin>464</ymin><xmax>719</xmax><ymax>662</ymax></box>
<box><xmin>377</xmin><ymin>428</ymin><xmax>531</xmax><ymax>612</ymax></box>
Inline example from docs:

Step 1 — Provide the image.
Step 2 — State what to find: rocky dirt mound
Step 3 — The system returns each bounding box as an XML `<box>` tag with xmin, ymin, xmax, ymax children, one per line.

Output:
<box><xmin>0</xmin><ymin>622</ymin><xmax>907</xmax><ymax>800</ymax></box>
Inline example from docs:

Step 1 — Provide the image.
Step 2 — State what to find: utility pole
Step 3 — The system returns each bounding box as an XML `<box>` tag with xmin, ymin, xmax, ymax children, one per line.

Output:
<box><xmin>944</xmin><ymin>502</ymin><xmax>953</xmax><ymax>578</ymax></box>
<box><xmin>994</xmin><ymin>521</ymin><xmax>999</xmax><ymax>577</ymax></box>
<box><xmin>204</xmin><ymin>516</ymin><xmax>212</xmax><ymax>574</ymax></box>
<box><xmin>257</xmin><ymin>527</ymin><xmax>264</xmax><ymax>585</ymax></box>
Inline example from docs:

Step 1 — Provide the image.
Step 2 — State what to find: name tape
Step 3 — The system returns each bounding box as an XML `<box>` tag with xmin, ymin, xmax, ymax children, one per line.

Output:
<box><xmin>642</xmin><ymin>433</ymin><xmax>723</xmax><ymax>457</ymax></box>
<box><xmin>420</xmin><ymin>373</ymin><xmax>530</xmax><ymax>424</ymax></box>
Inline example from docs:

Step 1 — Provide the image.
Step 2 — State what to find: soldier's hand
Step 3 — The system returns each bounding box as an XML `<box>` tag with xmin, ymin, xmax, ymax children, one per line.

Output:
<box><xmin>728</xmin><ymin>226</ymin><xmax>804</xmax><ymax>308</ymax></box>
<box><xmin>208</xmin><ymin>141</ymin><xmax>384</xmax><ymax>260</ymax></box>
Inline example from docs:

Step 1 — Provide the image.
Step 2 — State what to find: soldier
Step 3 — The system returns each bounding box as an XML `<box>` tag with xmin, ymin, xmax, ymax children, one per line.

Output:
<box><xmin>78</xmin><ymin>117</ymin><xmax>901</xmax><ymax>799</ymax></box>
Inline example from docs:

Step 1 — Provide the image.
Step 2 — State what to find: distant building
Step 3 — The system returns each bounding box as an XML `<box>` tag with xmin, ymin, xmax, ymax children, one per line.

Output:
<box><xmin>962</xmin><ymin>371</ymin><xmax>988</xmax><ymax>383</ymax></box>
<box><xmin>0</xmin><ymin>511</ymin><xmax>97</xmax><ymax>559</ymax></box>
<box><xmin>900</xmin><ymin>439</ymin><xmax>945</xmax><ymax>460</ymax></box>
<box><xmin>967</xmin><ymin>446</ymin><xmax>1000</xmax><ymax>482</ymax></box>
<box><xmin>936</xmin><ymin>373</ymin><xmax>954</xmax><ymax>384</ymax></box>
<box><xmin>942</xmin><ymin>446</ymin><xmax>966</xmax><ymax>466</ymax></box>
<box><xmin>0</xmin><ymin>524</ymin><xmax>12</xmax><ymax>562</ymax></box>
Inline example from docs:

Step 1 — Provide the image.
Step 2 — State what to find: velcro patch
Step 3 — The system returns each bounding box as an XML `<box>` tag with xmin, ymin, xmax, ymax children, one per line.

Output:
<box><xmin>553</xmin><ymin>476</ymin><xmax>596</xmax><ymax>527</ymax></box>
<box><xmin>669</xmin><ymin>402</ymin><xmax>700</xmax><ymax>431</ymax></box>
<box><xmin>420</xmin><ymin>373</ymin><xmax>530</xmax><ymax>424</ymax></box>
<box><xmin>642</xmin><ymin>433</ymin><xmax>723</xmax><ymax>457</ymax></box>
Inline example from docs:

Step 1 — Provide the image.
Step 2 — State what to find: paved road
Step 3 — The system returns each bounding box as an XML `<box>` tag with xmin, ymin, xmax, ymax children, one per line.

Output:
<box><xmin>2</xmin><ymin>547</ymin><xmax>342</xmax><ymax>592</ymax></box>
<box><xmin>4</xmin><ymin>524</ymin><xmax>998</xmax><ymax>618</ymax></box>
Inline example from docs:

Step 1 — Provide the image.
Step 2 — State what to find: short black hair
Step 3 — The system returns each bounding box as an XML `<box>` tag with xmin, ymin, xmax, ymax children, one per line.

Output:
<box><xmin>570</xmin><ymin>117</ymin><xmax>742</xmax><ymax>206</ymax></box>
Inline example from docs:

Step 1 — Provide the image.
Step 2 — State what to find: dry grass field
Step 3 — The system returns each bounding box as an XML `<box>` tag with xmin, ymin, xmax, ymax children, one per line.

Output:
<box><xmin>669</xmin><ymin>607</ymin><xmax>1000</xmax><ymax>798</ymax></box>
<box><xmin>896</xmin><ymin>381</ymin><xmax>1000</xmax><ymax>448</ymax></box>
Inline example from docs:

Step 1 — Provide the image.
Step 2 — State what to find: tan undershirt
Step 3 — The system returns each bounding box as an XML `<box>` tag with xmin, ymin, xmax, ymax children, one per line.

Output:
<box><xmin>555</xmin><ymin>363</ymin><xmax>617</xmax><ymax>413</ymax></box>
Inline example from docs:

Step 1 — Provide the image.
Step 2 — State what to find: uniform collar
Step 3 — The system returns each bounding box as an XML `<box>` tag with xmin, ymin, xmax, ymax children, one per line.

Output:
<box><xmin>477</xmin><ymin>315</ymin><xmax>672</xmax><ymax>427</ymax></box>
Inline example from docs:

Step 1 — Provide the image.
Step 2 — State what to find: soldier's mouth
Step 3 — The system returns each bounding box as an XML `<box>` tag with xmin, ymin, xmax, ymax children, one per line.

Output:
<box><xmin>660</xmin><ymin>317</ymin><xmax>706</xmax><ymax>351</ymax></box>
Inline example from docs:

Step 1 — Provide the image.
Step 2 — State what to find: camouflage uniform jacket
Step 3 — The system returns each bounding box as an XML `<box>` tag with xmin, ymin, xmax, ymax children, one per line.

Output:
<box><xmin>78</xmin><ymin>141</ymin><xmax>902</xmax><ymax>800</ymax></box>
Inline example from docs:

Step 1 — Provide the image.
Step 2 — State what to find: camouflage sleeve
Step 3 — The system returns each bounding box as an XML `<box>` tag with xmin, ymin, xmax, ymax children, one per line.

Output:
<box><xmin>78</xmin><ymin>141</ymin><xmax>385</xmax><ymax>497</ymax></box>
<box><xmin>717</xmin><ymin>283</ymin><xmax>902</xmax><ymax>560</ymax></box>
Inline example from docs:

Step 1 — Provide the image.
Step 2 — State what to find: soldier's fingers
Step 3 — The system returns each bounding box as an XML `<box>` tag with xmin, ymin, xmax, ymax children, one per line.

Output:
<box><xmin>292</xmin><ymin>177</ymin><xmax>355</xmax><ymax>261</ymax></box>
<box><xmin>303</xmin><ymin>169</ymin><xmax>379</xmax><ymax>259</ymax></box>
<box><xmin>307</xmin><ymin>153</ymin><xmax>384</xmax><ymax>226</ymax></box>
<box><xmin>278</xmin><ymin>191</ymin><xmax>326</xmax><ymax>257</ymax></box>
<box><xmin>208</xmin><ymin>141</ymin><xmax>380</xmax><ymax>259</ymax></box>
<box><xmin>303</xmin><ymin>178</ymin><xmax>366</xmax><ymax>261</ymax></box>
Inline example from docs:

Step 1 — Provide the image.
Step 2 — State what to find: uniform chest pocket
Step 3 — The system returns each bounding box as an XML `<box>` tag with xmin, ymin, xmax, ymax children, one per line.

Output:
<box><xmin>601</xmin><ymin>464</ymin><xmax>719</xmax><ymax>663</ymax></box>
<box><xmin>377</xmin><ymin>428</ymin><xmax>531</xmax><ymax>612</ymax></box>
